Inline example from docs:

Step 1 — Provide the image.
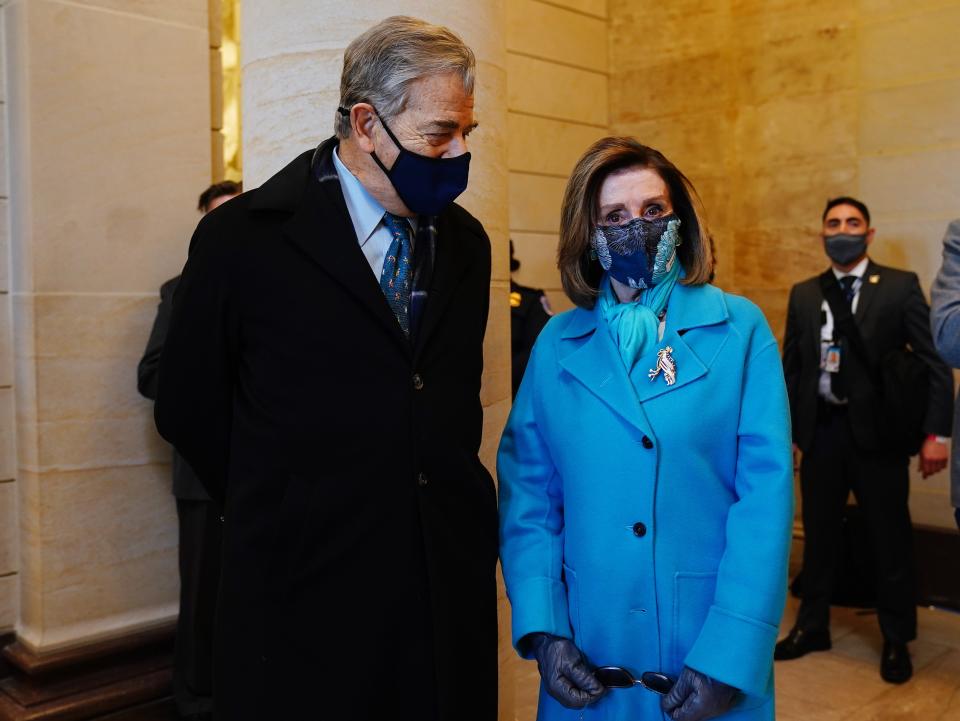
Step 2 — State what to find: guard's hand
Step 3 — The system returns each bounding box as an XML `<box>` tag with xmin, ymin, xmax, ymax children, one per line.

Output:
<box><xmin>918</xmin><ymin>437</ymin><xmax>948</xmax><ymax>478</ymax></box>
<box><xmin>661</xmin><ymin>666</ymin><xmax>738</xmax><ymax>721</ymax></box>
<box><xmin>525</xmin><ymin>633</ymin><xmax>606</xmax><ymax>709</ymax></box>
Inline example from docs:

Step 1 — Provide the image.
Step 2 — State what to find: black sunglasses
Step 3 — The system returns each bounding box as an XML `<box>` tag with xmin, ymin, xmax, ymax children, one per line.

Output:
<box><xmin>593</xmin><ymin>666</ymin><xmax>675</xmax><ymax>695</ymax></box>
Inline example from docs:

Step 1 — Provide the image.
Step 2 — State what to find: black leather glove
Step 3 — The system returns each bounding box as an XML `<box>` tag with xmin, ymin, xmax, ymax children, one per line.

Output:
<box><xmin>523</xmin><ymin>633</ymin><xmax>606</xmax><ymax>709</ymax></box>
<box><xmin>661</xmin><ymin>666</ymin><xmax>738</xmax><ymax>721</ymax></box>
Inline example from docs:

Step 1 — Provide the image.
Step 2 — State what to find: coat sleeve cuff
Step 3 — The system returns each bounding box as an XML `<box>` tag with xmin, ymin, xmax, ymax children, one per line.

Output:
<box><xmin>683</xmin><ymin>605</ymin><xmax>778</xmax><ymax>698</ymax></box>
<box><xmin>509</xmin><ymin>576</ymin><xmax>573</xmax><ymax>658</ymax></box>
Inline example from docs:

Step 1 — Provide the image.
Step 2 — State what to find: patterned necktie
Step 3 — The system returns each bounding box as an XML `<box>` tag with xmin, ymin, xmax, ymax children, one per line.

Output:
<box><xmin>380</xmin><ymin>212</ymin><xmax>413</xmax><ymax>335</ymax></box>
<box><xmin>839</xmin><ymin>275</ymin><xmax>857</xmax><ymax>306</ymax></box>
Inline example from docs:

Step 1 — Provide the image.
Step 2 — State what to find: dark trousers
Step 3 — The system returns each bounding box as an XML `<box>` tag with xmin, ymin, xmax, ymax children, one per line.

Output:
<box><xmin>796</xmin><ymin>402</ymin><xmax>917</xmax><ymax>643</ymax></box>
<box><xmin>174</xmin><ymin>499</ymin><xmax>223</xmax><ymax>717</ymax></box>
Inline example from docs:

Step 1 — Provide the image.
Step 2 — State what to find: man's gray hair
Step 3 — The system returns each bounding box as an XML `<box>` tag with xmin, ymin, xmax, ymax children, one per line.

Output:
<box><xmin>336</xmin><ymin>16</ymin><xmax>476</xmax><ymax>139</ymax></box>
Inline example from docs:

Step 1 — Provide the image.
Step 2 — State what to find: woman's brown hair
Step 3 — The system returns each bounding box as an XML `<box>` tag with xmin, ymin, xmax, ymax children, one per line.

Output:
<box><xmin>558</xmin><ymin>137</ymin><xmax>711</xmax><ymax>309</ymax></box>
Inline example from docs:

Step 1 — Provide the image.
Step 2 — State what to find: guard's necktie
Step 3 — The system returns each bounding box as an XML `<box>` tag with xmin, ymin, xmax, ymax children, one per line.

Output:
<box><xmin>839</xmin><ymin>275</ymin><xmax>857</xmax><ymax>307</ymax></box>
<box><xmin>831</xmin><ymin>275</ymin><xmax>858</xmax><ymax>400</ymax></box>
<box><xmin>380</xmin><ymin>212</ymin><xmax>413</xmax><ymax>335</ymax></box>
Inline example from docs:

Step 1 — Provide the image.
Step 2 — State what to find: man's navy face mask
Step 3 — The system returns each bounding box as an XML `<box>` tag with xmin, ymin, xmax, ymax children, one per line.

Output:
<box><xmin>339</xmin><ymin>106</ymin><xmax>471</xmax><ymax>216</ymax></box>
<box><xmin>592</xmin><ymin>215</ymin><xmax>682</xmax><ymax>290</ymax></box>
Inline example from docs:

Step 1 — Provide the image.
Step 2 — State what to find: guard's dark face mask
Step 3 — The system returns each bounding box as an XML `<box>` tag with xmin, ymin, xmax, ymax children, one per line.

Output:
<box><xmin>340</xmin><ymin>106</ymin><xmax>471</xmax><ymax>216</ymax></box>
<box><xmin>824</xmin><ymin>232</ymin><xmax>868</xmax><ymax>266</ymax></box>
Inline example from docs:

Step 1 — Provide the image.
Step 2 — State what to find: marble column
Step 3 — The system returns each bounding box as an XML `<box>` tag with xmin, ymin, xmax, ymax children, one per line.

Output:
<box><xmin>239</xmin><ymin>0</ymin><xmax>514</xmax><ymax>716</ymax></box>
<box><xmin>0</xmin><ymin>0</ymin><xmax>211</xmax><ymax>717</ymax></box>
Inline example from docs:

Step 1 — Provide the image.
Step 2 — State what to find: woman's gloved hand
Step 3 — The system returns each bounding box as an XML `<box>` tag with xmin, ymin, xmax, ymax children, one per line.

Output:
<box><xmin>661</xmin><ymin>666</ymin><xmax>738</xmax><ymax>721</ymax></box>
<box><xmin>523</xmin><ymin>633</ymin><xmax>606</xmax><ymax>709</ymax></box>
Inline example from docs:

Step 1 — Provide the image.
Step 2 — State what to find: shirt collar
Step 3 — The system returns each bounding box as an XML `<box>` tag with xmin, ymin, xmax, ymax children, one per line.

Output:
<box><xmin>832</xmin><ymin>256</ymin><xmax>869</xmax><ymax>281</ymax></box>
<box><xmin>333</xmin><ymin>147</ymin><xmax>391</xmax><ymax>247</ymax></box>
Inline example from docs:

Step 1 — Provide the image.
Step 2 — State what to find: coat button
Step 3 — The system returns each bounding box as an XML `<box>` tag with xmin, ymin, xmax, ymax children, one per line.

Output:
<box><xmin>418</xmin><ymin>472</ymin><xmax>429</xmax><ymax>487</ymax></box>
<box><xmin>633</xmin><ymin>522</ymin><xmax>647</xmax><ymax>537</ymax></box>
<box><xmin>641</xmin><ymin>436</ymin><xmax>654</xmax><ymax>449</ymax></box>
<box><xmin>413</xmin><ymin>373</ymin><xmax>424</xmax><ymax>391</ymax></box>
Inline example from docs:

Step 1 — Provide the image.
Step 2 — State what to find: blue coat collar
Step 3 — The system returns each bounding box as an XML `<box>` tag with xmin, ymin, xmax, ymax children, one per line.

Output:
<box><xmin>556</xmin><ymin>282</ymin><xmax>730</xmax><ymax>434</ymax></box>
<box><xmin>560</xmin><ymin>280</ymin><xmax>729</xmax><ymax>340</ymax></box>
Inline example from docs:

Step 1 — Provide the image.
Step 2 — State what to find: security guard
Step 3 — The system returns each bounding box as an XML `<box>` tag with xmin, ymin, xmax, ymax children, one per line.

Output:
<box><xmin>510</xmin><ymin>240</ymin><xmax>552</xmax><ymax>398</ymax></box>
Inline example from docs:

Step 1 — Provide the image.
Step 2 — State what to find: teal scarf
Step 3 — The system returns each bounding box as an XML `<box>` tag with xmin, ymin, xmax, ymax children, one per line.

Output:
<box><xmin>599</xmin><ymin>262</ymin><xmax>681</xmax><ymax>372</ymax></box>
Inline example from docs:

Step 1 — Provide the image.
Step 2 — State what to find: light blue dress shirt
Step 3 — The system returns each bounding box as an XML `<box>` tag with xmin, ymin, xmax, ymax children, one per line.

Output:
<box><xmin>332</xmin><ymin>146</ymin><xmax>415</xmax><ymax>279</ymax></box>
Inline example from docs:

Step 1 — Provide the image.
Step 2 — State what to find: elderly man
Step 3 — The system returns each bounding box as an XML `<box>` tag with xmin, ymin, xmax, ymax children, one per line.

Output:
<box><xmin>931</xmin><ymin>218</ymin><xmax>960</xmax><ymax>529</ymax></box>
<box><xmin>155</xmin><ymin>17</ymin><xmax>497</xmax><ymax>721</ymax></box>
<box><xmin>778</xmin><ymin>197</ymin><xmax>953</xmax><ymax>684</ymax></box>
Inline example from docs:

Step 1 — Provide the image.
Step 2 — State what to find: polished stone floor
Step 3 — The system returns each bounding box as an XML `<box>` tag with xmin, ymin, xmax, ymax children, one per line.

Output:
<box><xmin>105</xmin><ymin>596</ymin><xmax>960</xmax><ymax>720</ymax></box>
<box><xmin>774</xmin><ymin>595</ymin><xmax>960</xmax><ymax>721</ymax></box>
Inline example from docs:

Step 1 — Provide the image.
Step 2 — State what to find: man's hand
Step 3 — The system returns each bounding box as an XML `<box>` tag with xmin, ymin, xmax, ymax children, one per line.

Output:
<box><xmin>919</xmin><ymin>437</ymin><xmax>949</xmax><ymax>478</ymax></box>
<box><xmin>524</xmin><ymin>633</ymin><xmax>605</xmax><ymax>709</ymax></box>
<box><xmin>661</xmin><ymin>666</ymin><xmax>738</xmax><ymax>721</ymax></box>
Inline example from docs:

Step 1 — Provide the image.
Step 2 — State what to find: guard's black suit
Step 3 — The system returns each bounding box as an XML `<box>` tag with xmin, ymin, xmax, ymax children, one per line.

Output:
<box><xmin>139</xmin><ymin>277</ymin><xmax>221</xmax><ymax>718</ymax></box>
<box><xmin>783</xmin><ymin>260</ymin><xmax>954</xmax><ymax>642</ymax></box>
<box><xmin>155</xmin><ymin>139</ymin><xmax>498</xmax><ymax>721</ymax></box>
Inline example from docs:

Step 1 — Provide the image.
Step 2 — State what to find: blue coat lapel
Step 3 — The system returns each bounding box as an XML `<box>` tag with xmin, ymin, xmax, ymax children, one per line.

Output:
<box><xmin>633</xmin><ymin>282</ymin><xmax>728</xmax><ymax>401</ymax></box>
<box><xmin>558</xmin><ymin>281</ymin><xmax>729</xmax><ymax>416</ymax></box>
<box><xmin>558</xmin><ymin>307</ymin><xmax>652</xmax><ymax>435</ymax></box>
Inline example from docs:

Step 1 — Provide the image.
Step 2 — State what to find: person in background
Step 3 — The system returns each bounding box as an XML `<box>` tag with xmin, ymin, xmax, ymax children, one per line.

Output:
<box><xmin>154</xmin><ymin>17</ymin><xmax>498</xmax><ymax>721</ymax></box>
<box><xmin>777</xmin><ymin>197</ymin><xmax>954</xmax><ymax>684</ymax></box>
<box><xmin>137</xmin><ymin>180</ymin><xmax>241</xmax><ymax>721</ymax></box>
<box><xmin>930</xmin><ymin>218</ymin><xmax>960</xmax><ymax>530</ymax></box>
<box><xmin>499</xmin><ymin>137</ymin><xmax>793</xmax><ymax>721</ymax></box>
<box><xmin>510</xmin><ymin>239</ymin><xmax>552</xmax><ymax>398</ymax></box>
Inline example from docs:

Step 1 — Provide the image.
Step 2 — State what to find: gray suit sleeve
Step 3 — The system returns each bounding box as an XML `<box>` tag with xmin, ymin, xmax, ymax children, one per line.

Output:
<box><xmin>901</xmin><ymin>272</ymin><xmax>954</xmax><ymax>437</ymax></box>
<box><xmin>931</xmin><ymin>219</ymin><xmax>960</xmax><ymax>368</ymax></box>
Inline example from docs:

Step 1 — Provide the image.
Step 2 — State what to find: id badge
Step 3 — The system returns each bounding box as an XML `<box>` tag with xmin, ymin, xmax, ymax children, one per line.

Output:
<box><xmin>822</xmin><ymin>344</ymin><xmax>842</xmax><ymax>373</ymax></box>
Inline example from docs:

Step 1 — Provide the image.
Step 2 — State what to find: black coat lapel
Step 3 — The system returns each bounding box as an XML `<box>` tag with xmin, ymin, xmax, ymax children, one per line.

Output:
<box><xmin>413</xmin><ymin>211</ymin><xmax>472</xmax><ymax>360</ymax></box>
<box><xmin>279</xmin><ymin>142</ymin><xmax>409</xmax><ymax>350</ymax></box>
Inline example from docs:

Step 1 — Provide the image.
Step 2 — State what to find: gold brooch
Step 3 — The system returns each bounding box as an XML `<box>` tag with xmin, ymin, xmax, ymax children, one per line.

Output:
<box><xmin>648</xmin><ymin>346</ymin><xmax>677</xmax><ymax>386</ymax></box>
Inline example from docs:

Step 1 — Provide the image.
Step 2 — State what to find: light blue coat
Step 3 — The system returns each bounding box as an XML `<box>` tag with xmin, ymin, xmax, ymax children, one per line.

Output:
<box><xmin>498</xmin><ymin>281</ymin><xmax>794</xmax><ymax>721</ymax></box>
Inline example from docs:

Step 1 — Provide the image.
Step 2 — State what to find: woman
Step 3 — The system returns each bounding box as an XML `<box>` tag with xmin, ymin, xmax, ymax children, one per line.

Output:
<box><xmin>498</xmin><ymin>138</ymin><xmax>794</xmax><ymax>721</ymax></box>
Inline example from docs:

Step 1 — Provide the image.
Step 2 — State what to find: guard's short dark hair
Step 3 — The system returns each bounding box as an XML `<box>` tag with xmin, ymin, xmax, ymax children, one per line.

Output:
<box><xmin>198</xmin><ymin>180</ymin><xmax>242</xmax><ymax>212</ymax></box>
<box><xmin>822</xmin><ymin>196</ymin><xmax>870</xmax><ymax>226</ymax></box>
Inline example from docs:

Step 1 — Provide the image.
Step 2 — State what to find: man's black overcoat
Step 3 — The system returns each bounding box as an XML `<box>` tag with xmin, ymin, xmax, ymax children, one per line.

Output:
<box><xmin>783</xmin><ymin>260</ymin><xmax>954</xmax><ymax>453</ymax></box>
<box><xmin>155</xmin><ymin>139</ymin><xmax>498</xmax><ymax>720</ymax></box>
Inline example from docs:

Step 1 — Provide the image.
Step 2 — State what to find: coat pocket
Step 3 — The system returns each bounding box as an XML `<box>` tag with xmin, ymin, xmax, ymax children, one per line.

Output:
<box><xmin>671</xmin><ymin>571</ymin><xmax>718</xmax><ymax>671</ymax></box>
<box><xmin>562</xmin><ymin>563</ymin><xmax>582</xmax><ymax>644</ymax></box>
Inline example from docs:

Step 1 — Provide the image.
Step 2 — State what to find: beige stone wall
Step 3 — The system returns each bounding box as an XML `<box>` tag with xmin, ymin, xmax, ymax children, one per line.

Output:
<box><xmin>0</xmin><ymin>0</ymin><xmax>15</xmax><ymax>635</ymax></box>
<box><xmin>507</xmin><ymin>0</ymin><xmax>610</xmax><ymax>315</ymax></box>
<box><xmin>609</xmin><ymin>0</ymin><xmax>960</xmax><ymax>529</ymax></box>
<box><xmin>2</xmin><ymin>0</ymin><xmax>211</xmax><ymax>650</ymax></box>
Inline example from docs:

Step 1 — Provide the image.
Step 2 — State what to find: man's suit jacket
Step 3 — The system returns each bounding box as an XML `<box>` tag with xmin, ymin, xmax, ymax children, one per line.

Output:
<box><xmin>137</xmin><ymin>275</ymin><xmax>209</xmax><ymax>500</ymax></box>
<box><xmin>783</xmin><ymin>260</ymin><xmax>953</xmax><ymax>454</ymax></box>
<box><xmin>154</xmin><ymin>139</ymin><xmax>498</xmax><ymax>721</ymax></box>
<box><xmin>931</xmin><ymin>219</ymin><xmax>960</xmax><ymax>507</ymax></box>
